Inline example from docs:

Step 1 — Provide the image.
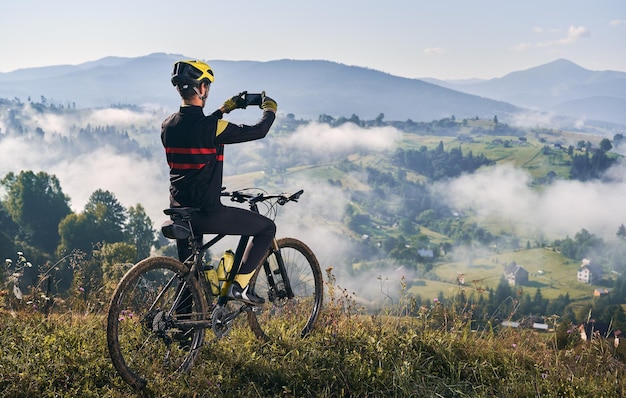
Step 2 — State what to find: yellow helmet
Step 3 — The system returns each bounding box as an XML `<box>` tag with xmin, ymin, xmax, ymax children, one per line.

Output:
<box><xmin>171</xmin><ymin>60</ymin><xmax>215</xmax><ymax>88</ymax></box>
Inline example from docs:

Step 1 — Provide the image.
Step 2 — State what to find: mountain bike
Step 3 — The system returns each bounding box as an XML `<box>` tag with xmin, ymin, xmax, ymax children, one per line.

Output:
<box><xmin>106</xmin><ymin>188</ymin><xmax>323</xmax><ymax>389</ymax></box>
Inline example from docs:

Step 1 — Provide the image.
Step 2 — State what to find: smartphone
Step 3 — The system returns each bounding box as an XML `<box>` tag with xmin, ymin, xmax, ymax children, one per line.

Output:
<box><xmin>244</xmin><ymin>93</ymin><xmax>263</xmax><ymax>106</ymax></box>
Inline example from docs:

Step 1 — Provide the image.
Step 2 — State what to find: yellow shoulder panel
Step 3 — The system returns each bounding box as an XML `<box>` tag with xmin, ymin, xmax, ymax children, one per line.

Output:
<box><xmin>216</xmin><ymin>119</ymin><xmax>229</xmax><ymax>136</ymax></box>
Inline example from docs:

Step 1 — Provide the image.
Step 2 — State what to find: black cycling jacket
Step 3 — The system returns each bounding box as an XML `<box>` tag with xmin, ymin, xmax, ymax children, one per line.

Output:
<box><xmin>161</xmin><ymin>105</ymin><xmax>275</xmax><ymax>211</ymax></box>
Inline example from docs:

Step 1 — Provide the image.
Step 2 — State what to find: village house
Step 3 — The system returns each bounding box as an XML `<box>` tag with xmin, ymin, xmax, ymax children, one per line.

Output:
<box><xmin>504</xmin><ymin>261</ymin><xmax>529</xmax><ymax>286</ymax></box>
<box><xmin>577</xmin><ymin>259</ymin><xmax>602</xmax><ymax>284</ymax></box>
<box><xmin>593</xmin><ymin>288</ymin><xmax>610</xmax><ymax>297</ymax></box>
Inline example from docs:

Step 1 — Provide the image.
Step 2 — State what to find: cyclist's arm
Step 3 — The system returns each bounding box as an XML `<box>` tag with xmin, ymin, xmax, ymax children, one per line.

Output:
<box><xmin>214</xmin><ymin>111</ymin><xmax>275</xmax><ymax>144</ymax></box>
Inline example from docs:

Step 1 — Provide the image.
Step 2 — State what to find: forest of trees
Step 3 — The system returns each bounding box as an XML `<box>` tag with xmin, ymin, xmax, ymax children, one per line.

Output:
<box><xmin>0</xmin><ymin>170</ymin><xmax>157</xmax><ymax>308</ymax></box>
<box><xmin>393</xmin><ymin>141</ymin><xmax>494</xmax><ymax>180</ymax></box>
<box><xmin>569</xmin><ymin>140</ymin><xmax>616</xmax><ymax>180</ymax></box>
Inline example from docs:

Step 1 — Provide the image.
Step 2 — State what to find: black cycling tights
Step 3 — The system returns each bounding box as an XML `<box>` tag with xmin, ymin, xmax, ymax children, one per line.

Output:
<box><xmin>176</xmin><ymin>205</ymin><xmax>276</xmax><ymax>275</ymax></box>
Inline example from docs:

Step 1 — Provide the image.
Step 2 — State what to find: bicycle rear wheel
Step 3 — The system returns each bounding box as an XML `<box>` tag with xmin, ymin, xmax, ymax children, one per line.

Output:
<box><xmin>247</xmin><ymin>237</ymin><xmax>323</xmax><ymax>340</ymax></box>
<box><xmin>106</xmin><ymin>257</ymin><xmax>207</xmax><ymax>389</ymax></box>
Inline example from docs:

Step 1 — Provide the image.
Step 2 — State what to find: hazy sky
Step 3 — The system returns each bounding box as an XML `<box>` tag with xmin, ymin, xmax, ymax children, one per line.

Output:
<box><xmin>1</xmin><ymin>1</ymin><xmax>624</xmax><ymax>79</ymax></box>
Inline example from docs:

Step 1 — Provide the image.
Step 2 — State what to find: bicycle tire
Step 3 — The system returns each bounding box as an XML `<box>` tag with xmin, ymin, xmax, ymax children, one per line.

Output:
<box><xmin>106</xmin><ymin>256</ymin><xmax>207</xmax><ymax>389</ymax></box>
<box><xmin>247</xmin><ymin>237</ymin><xmax>323</xmax><ymax>340</ymax></box>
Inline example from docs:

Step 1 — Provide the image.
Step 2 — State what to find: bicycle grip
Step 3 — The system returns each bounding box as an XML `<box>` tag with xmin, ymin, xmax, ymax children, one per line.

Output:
<box><xmin>289</xmin><ymin>190</ymin><xmax>304</xmax><ymax>202</ymax></box>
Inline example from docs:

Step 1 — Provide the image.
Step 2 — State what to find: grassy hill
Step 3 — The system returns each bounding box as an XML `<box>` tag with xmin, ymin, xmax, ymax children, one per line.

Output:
<box><xmin>2</xmin><ymin>295</ymin><xmax>625</xmax><ymax>397</ymax></box>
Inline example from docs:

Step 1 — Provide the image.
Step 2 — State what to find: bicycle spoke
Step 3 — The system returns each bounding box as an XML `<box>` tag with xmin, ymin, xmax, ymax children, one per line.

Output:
<box><xmin>107</xmin><ymin>257</ymin><xmax>207</xmax><ymax>389</ymax></box>
<box><xmin>248</xmin><ymin>238</ymin><xmax>323</xmax><ymax>340</ymax></box>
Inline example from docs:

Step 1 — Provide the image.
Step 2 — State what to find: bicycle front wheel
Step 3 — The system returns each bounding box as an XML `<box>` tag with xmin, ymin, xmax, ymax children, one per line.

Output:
<box><xmin>106</xmin><ymin>257</ymin><xmax>207</xmax><ymax>389</ymax></box>
<box><xmin>247</xmin><ymin>237</ymin><xmax>323</xmax><ymax>340</ymax></box>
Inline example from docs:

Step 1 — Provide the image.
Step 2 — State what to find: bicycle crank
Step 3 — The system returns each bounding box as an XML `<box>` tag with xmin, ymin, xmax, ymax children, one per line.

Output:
<box><xmin>211</xmin><ymin>305</ymin><xmax>233</xmax><ymax>338</ymax></box>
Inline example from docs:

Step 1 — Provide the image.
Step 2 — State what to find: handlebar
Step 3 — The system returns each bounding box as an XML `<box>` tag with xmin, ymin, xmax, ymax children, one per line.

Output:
<box><xmin>221</xmin><ymin>188</ymin><xmax>304</xmax><ymax>206</ymax></box>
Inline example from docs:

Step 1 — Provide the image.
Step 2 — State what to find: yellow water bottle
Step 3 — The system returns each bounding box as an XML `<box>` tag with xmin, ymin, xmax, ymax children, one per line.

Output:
<box><xmin>217</xmin><ymin>249</ymin><xmax>235</xmax><ymax>280</ymax></box>
<box><xmin>204</xmin><ymin>266</ymin><xmax>220</xmax><ymax>295</ymax></box>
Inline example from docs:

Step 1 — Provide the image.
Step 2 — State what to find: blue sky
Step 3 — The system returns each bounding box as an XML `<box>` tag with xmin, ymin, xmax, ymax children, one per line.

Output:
<box><xmin>1</xmin><ymin>0</ymin><xmax>624</xmax><ymax>79</ymax></box>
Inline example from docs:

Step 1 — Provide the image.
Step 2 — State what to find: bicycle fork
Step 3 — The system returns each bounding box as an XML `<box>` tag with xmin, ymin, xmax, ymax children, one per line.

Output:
<box><xmin>262</xmin><ymin>239</ymin><xmax>295</xmax><ymax>301</ymax></box>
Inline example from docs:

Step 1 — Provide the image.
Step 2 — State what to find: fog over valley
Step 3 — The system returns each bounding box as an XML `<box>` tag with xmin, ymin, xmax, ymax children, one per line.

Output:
<box><xmin>1</xmin><ymin>99</ymin><xmax>624</xmax><ymax>304</ymax></box>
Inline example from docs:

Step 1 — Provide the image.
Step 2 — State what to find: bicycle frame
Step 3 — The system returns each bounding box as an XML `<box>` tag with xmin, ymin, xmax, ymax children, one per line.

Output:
<box><xmin>170</xmin><ymin>196</ymin><xmax>296</xmax><ymax>329</ymax></box>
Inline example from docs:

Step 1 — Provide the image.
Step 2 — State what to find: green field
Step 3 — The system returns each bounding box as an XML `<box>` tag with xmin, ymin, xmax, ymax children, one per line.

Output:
<box><xmin>228</xmin><ymin>125</ymin><xmax>616</xmax><ymax>308</ymax></box>
<box><xmin>416</xmin><ymin>247</ymin><xmax>595</xmax><ymax>301</ymax></box>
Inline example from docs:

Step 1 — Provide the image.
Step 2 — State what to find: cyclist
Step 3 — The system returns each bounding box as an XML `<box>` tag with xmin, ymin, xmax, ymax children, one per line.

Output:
<box><xmin>161</xmin><ymin>60</ymin><xmax>278</xmax><ymax>305</ymax></box>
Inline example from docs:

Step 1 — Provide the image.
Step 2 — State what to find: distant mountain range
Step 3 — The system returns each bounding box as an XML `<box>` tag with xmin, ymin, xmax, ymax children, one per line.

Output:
<box><xmin>1</xmin><ymin>53</ymin><xmax>624</xmax><ymax>126</ymax></box>
<box><xmin>421</xmin><ymin>59</ymin><xmax>626</xmax><ymax>126</ymax></box>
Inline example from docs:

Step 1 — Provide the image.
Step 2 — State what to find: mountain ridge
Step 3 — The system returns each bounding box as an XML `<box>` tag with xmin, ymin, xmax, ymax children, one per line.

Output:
<box><xmin>0</xmin><ymin>53</ymin><xmax>624</xmax><ymax>126</ymax></box>
<box><xmin>429</xmin><ymin>58</ymin><xmax>626</xmax><ymax>125</ymax></box>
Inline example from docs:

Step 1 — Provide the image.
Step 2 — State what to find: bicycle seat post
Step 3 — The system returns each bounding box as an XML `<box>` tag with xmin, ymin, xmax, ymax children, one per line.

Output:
<box><xmin>186</xmin><ymin>218</ymin><xmax>202</xmax><ymax>268</ymax></box>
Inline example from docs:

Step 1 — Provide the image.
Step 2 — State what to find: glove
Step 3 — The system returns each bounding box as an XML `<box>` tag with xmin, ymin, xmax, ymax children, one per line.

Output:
<box><xmin>222</xmin><ymin>92</ymin><xmax>247</xmax><ymax>113</ymax></box>
<box><xmin>260</xmin><ymin>91</ymin><xmax>277</xmax><ymax>112</ymax></box>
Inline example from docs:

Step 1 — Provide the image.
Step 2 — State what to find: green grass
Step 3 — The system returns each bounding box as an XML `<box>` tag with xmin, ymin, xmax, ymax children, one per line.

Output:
<box><xmin>451</xmin><ymin>136</ymin><xmax>572</xmax><ymax>180</ymax></box>
<box><xmin>404</xmin><ymin>247</ymin><xmax>594</xmax><ymax>302</ymax></box>
<box><xmin>407</xmin><ymin>279</ymin><xmax>464</xmax><ymax>302</ymax></box>
<box><xmin>2</xmin><ymin>290</ymin><xmax>625</xmax><ymax>397</ymax></box>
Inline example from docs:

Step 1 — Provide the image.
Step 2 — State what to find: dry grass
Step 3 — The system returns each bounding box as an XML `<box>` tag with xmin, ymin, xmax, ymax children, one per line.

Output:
<box><xmin>1</xmin><ymin>277</ymin><xmax>625</xmax><ymax>397</ymax></box>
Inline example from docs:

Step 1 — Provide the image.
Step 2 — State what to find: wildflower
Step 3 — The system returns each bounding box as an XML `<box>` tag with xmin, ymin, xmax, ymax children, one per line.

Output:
<box><xmin>79</xmin><ymin>286</ymin><xmax>85</xmax><ymax>292</ymax></box>
<box><xmin>512</xmin><ymin>343</ymin><xmax>517</xmax><ymax>348</ymax></box>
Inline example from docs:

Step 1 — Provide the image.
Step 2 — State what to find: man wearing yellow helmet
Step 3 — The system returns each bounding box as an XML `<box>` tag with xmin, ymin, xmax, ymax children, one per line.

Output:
<box><xmin>162</xmin><ymin>59</ymin><xmax>278</xmax><ymax>305</ymax></box>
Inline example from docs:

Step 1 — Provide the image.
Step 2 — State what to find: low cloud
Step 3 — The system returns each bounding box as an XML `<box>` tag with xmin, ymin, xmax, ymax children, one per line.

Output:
<box><xmin>49</xmin><ymin>146</ymin><xmax>169</xmax><ymax>222</ymax></box>
<box><xmin>515</xmin><ymin>25</ymin><xmax>591</xmax><ymax>52</ymax></box>
<box><xmin>7</xmin><ymin>103</ymin><xmax>166</xmax><ymax>138</ymax></box>
<box><xmin>509</xmin><ymin>110</ymin><xmax>598</xmax><ymax>134</ymax></box>
<box><xmin>0</xmin><ymin>105</ymin><xmax>169</xmax><ymax>226</ymax></box>
<box><xmin>435</xmin><ymin>164</ymin><xmax>626</xmax><ymax>239</ymax></box>
<box><xmin>283</xmin><ymin>122</ymin><xmax>402</xmax><ymax>155</ymax></box>
<box><xmin>89</xmin><ymin>108</ymin><xmax>160</xmax><ymax>128</ymax></box>
<box><xmin>0</xmin><ymin>132</ymin><xmax>169</xmax><ymax>226</ymax></box>
<box><xmin>536</xmin><ymin>25</ymin><xmax>591</xmax><ymax>47</ymax></box>
<box><xmin>509</xmin><ymin>110</ymin><xmax>559</xmax><ymax>128</ymax></box>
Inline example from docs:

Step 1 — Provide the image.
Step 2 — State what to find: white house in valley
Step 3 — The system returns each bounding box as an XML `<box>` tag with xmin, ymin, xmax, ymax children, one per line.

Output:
<box><xmin>577</xmin><ymin>259</ymin><xmax>602</xmax><ymax>284</ymax></box>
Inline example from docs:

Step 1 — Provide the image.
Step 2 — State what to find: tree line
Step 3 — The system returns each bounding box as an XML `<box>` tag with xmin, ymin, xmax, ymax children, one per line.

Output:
<box><xmin>569</xmin><ymin>140</ymin><xmax>616</xmax><ymax>181</ymax></box>
<box><xmin>0</xmin><ymin>170</ymin><xmax>157</xmax><ymax>309</ymax></box>
<box><xmin>393</xmin><ymin>141</ymin><xmax>494</xmax><ymax>180</ymax></box>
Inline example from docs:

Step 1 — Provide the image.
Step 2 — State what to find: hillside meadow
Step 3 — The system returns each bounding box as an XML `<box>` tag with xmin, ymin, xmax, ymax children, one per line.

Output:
<box><xmin>425</xmin><ymin>247</ymin><xmax>591</xmax><ymax>302</ymax></box>
<box><xmin>2</xmin><ymin>276</ymin><xmax>626</xmax><ymax>398</ymax></box>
